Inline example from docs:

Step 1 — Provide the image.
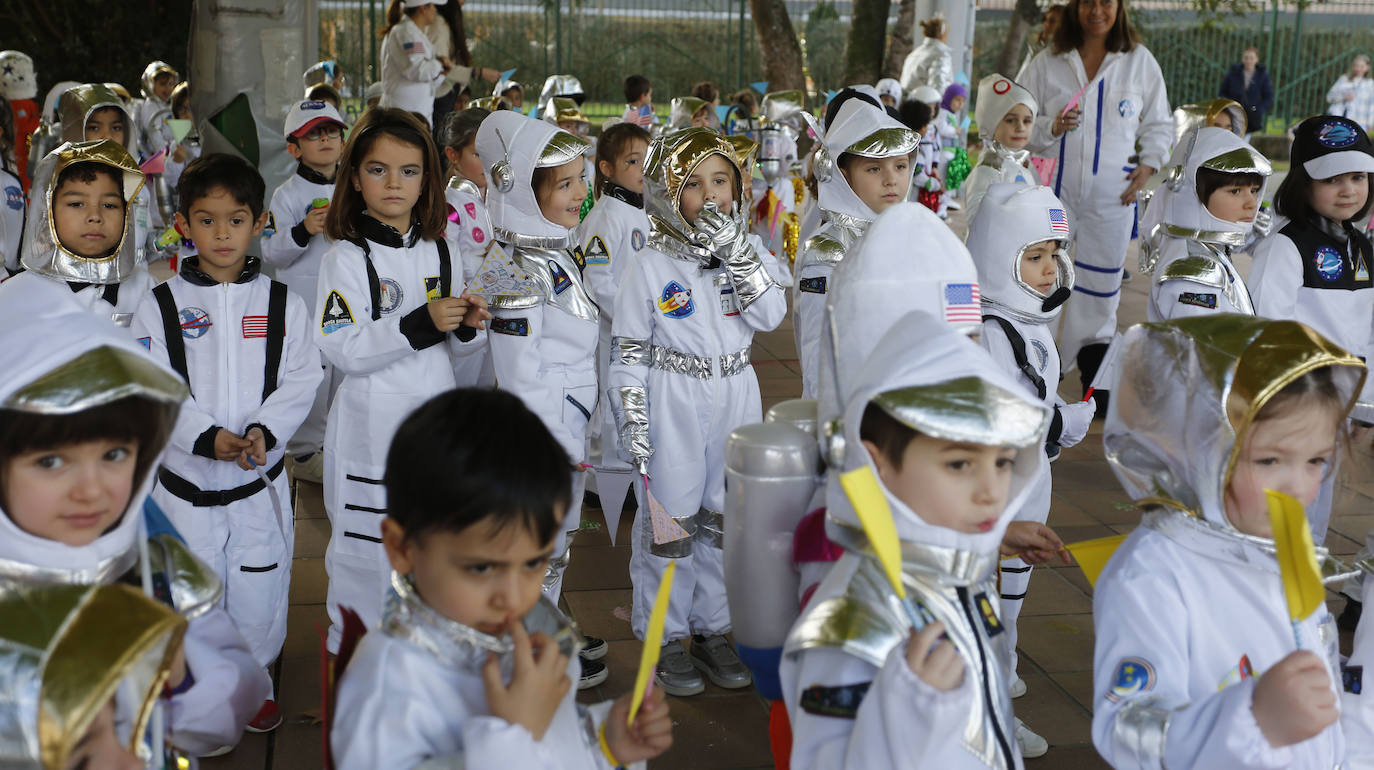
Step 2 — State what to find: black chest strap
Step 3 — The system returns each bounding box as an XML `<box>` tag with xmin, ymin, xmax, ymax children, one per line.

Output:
<box><xmin>982</xmin><ymin>315</ymin><xmax>1046</xmax><ymax>400</ymax></box>
<box><xmin>153</xmin><ymin>281</ymin><xmax>289</xmax><ymax>402</ymax></box>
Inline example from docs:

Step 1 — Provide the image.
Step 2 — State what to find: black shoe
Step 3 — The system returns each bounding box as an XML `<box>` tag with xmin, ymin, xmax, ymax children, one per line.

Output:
<box><xmin>580</xmin><ymin>635</ymin><xmax>607</xmax><ymax>661</ymax></box>
<box><xmin>578</xmin><ymin>657</ymin><xmax>609</xmax><ymax>689</ymax></box>
<box><xmin>1339</xmin><ymin>598</ymin><xmax>1363</xmax><ymax>632</ymax></box>
<box><xmin>584</xmin><ymin>490</ymin><xmax>602</xmax><ymax>510</ymax></box>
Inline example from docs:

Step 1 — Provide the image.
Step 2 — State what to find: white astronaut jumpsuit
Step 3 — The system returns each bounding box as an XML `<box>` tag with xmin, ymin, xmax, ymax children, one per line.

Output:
<box><xmin>442</xmin><ymin>176</ymin><xmax>495</xmax><ymax>388</ymax></box>
<box><xmin>781</xmin><ymin>312</ymin><xmax>1049</xmax><ymax>770</ymax></box>
<box><xmin>132</xmin><ymin>257</ymin><xmax>322</xmax><ymax>667</ymax></box>
<box><xmin>0</xmin><ymin>292</ymin><xmax>271</xmax><ymax>756</ymax></box>
<box><xmin>1093</xmin><ymin>317</ymin><xmax>1363</xmax><ymax>769</ymax></box>
<box><xmin>0</xmin><ymin>164</ymin><xmax>21</xmax><ymax>275</ymax></box>
<box><xmin>1142</xmin><ymin>128</ymin><xmax>1270</xmax><ymax>323</ymax></box>
<box><xmin>262</xmin><ymin>162</ymin><xmax>339</xmax><ymax>456</ymax></box>
<box><xmin>379</xmin><ymin>15</ymin><xmax>446</xmax><ymax>125</ymax></box>
<box><xmin>0</xmin><ymin>137</ymin><xmax>153</xmax><ymax>330</ymax></box>
<box><xmin>472</xmin><ymin>112</ymin><xmax>598</xmax><ymax>603</ymax></box>
<box><xmin>332</xmin><ymin>573</ymin><xmax>637</xmax><ymax>770</ymax></box>
<box><xmin>966</xmin><ymin>183</ymin><xmax>1095</xmax><ymax>682</ymax></box>
<box><xmin>610</xmin><ymin>129</ymin><xmax>786</xmax><ymax>643</ymax></box>
<box><xmin>579</xmin><ymin>183</ymin><xmax>651</xmax><ymax>515</ymax></box>
<box><xmin>314</xmin><ymin>215</ymin><xmax>476</xmax><ymax>651</ymax></box>
<box><xmin>793</xmin><ymin>98</ymin><xmax>917</xmax><ymax>400</ymax></box>
<box><xmin>1018</xmin><ymin>44</ymin><xmax>1173</xmax><ymax>371</ymax></box>
<box><xmin>962</xmin><ymin>75</ymin><xmax>1040</xmax><ymax>227</ymax></box>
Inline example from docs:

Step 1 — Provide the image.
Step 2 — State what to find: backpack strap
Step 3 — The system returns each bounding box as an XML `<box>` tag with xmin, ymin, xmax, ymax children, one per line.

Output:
<box><xmin>153</xmin><ymin>282</ymin><xmax>192</xmax><ymax>394</ymax></box>
<box><xmin>347</xmin><ymin>237</ymin><xmax>382</xmax><ymax>321</ymax></box>
<box><xmin>982</xmin><ymin>314</ymin><xmax>1045</xmax><ymax>401</ymax></box>
<box><xmin>262</xmin><ymin>280</ymin><xmax>288</xmax><ymax>401</ymax></box>
<box><xmin>436</xmin><ymin>237</ymin><xmax>452</xmax><ymax>299</ymax></box>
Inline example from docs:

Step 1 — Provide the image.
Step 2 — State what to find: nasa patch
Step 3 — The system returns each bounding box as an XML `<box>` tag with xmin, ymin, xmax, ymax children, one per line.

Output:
<box><xmin>300</xmin><ymin>100</ymin><xmax>328</xmax><ymax>111</ymax></box>
<box><xmin>1029</xmin><ymin>339</ymin><xmax>1050</xmax><ymax>372</ymax></box>
<box><xmin>1315</xmin><ymin>246</ymin><xmax>1344</xmax><ymax>281</ymax></box>
<box><xmin>631</xmin><ymin>229</ymin><xmax>646</xmax><ymax>251</ymax></box>
<box><xmin>4</xmin><ymin>185</ymin><xmax>21</xmax><ymax>211</ymax></box>
<box><xmin>1107</xmin><ymin>657</ymin><xmax>1155</xmax><ymax>702</ymax></box>
<box><xmin>1317</xmin><ymin>119</ymin><xmax>1359</xmax><ymax>148</ymax></box>
<box><xmin>1117</xmin><ymin>99</ymin><xmax>1137</xmax><ymax>119</ymax></box>
<box><xmin>178</xmin><ymin>307</ymin><xmax>212</xmax><ymax>339</ymax></box>
<box><xmin>657</xmin><ymin>280</ymin><xmax>694</xmax><ymax>318</ymax></box>
<box><xmin>378</xmin><ymin>277</ymin><xmax>404</xmax><ymax>314</ymax></box>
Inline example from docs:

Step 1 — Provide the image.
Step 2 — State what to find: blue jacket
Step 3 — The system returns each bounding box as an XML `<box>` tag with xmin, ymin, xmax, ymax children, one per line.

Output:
<box><xmin>1219</xmin><ymin>63</ymin><xmax>1274</xmax><ymax>133</ymax></box>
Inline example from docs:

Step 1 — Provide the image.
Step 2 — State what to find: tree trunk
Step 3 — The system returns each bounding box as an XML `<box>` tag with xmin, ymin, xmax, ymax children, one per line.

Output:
<box><xmin>995</xmin><ymin>0</ymin><xmax>1041</xmax><ymax>77</ymax></box>
<box><xmin>844</xmin><ymin>0</ymin><xmax>892</xmax><ymax>86</ymax></box>
<box><xmin>883</xmin><ymin>0</ymin><xmax>917</xmax><ymax>79</ymax></box>
<box><xmin>749</xmin><ymin>0</ymin><xmax>807</xmax><ymax>95</ymax></box>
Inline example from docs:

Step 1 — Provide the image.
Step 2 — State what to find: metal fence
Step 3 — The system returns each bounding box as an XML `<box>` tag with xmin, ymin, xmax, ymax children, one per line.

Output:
<box><xmin>321</xmin><ymin>0</ymin><xmax>1374</xmax><ymax>130</ymax></box>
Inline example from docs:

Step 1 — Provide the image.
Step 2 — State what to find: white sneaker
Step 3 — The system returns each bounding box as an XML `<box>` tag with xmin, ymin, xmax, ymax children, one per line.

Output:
<box><xmin>1009</xmin><ymin>677</ymin><xmax>1027</xmax><ymax>698</ymax></box>
<box><xmin>1015</xmin><ymin>719</ymin><xmax>1049</xmax><ymax>759</ymax></box>
<box><xmin>292</xmin><ymin>452</ymin><xmax>324</xmax><ymax>484</ymax></box>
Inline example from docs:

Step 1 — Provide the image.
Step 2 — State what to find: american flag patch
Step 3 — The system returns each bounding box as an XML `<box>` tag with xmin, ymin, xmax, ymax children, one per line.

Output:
<box><xmin>403</xmin><ymin>40</ymin><xmax>424</xmax><ymax>54</ymax></box>
<box><xmin>943</xmin><ymin>283</ymin><xmax>982</xmax><ymax>324</ymax></box>
<box><xmin>1049</xmin><ymin>208</ymin><xmax>1070</xmax><ymax>234</ymax></box>
<box><xmin>242</xmin><ymin>316</ymin><xmax>269</xmax><ymax>338</ymax></box>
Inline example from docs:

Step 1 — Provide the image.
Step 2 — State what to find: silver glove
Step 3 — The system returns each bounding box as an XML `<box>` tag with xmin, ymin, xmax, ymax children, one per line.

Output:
<box><xmin>612</xmin><ymin>385</ymin><xmax>653</xmax><ymax>477</ymax></box>
<box><xmin>690</xmin><ymin>201</ymin><xmax>746</xmax><ymax>255</ymax></box>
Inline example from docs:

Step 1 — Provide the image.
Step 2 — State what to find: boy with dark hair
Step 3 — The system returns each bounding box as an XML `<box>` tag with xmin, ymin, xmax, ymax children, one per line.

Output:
<box><xmin>262</xmin><ymin>99</ymin><xmax>349</xmax><ymax>480</ymax></box>
<box><xmin>622</xmin><ymin>74</ymin><xmax>655</xmax><ymax>128</ymax></box>
<box><xmin>132</xmin><ymin>152</ymin><xmax>323</xmax><ymax>733</ymax></box>
<box><xmin>332</xmin><ymin>388</ymin><xmax>674</xmax><ymax>768</ymax></box>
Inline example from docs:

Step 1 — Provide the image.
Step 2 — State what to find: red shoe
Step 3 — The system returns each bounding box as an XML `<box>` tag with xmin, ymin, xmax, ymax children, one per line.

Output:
<box><xmin>245</xmin><ymin>699</ymin><xmax>283</xmax><ymax>733</ymax></box>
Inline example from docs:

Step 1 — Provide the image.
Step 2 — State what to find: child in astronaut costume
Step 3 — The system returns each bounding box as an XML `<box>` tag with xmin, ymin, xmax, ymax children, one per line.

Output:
<box><xmin>1139</xmin><ymin>127</ymin><xmax>1270</xmax><ymax>322</ymax></box>
<box><xmin>1018</xmin><ymin>32</ymin><xmax>1173</xmax><ymax>384</ymax></box>
<box><xmin>135</xmin><ymin>61</ymin><xmax>178</xmax><ymax>158</ymax></box>
<box><xmin>793</xmin><ymin>97</ymin><xmax>918</xmax><ymax>399</ymax></box>
<box><xmin>537</xmin><ymin>75</ymin><xmax>586</xmax><ymax>120</ymax></box>
<box><xmin>314</xmin><ymin>108</ymin><xmax>488</xmax><ymax>652</ymax></box>
<box><xmin>962</xmin><ymin>74</ymin><xmax>1040</xmax><ymax>225</ymax></box>
<box><xmin>1093</xmin><ymin>315</ymin><xmax>1365</xmax><ymax>769</ymax></box>
<box><xmin>132</xmin><ymin>154</ymin><xmax>323</xmax><ymax>686</ymax></box>
<box><xmin>780</xmin><ymin>310</ymin><xmax>1050</xmax><ymax>770</ymax></box>
<box><xmin>0</xmin><ymin>140</ymin><xmax>153</xmax><ymax>329</ymax></box>
<box><xmin>910</xmin><ymin>85</ymin><xmax>946</xmax><ymax>215</ymax></box>
<box><xmin>966</xmin><ymin>183</ymin><xmax>1094</xmax><ymax>695</ymax></box>
<box><xmin>609</xmin><ymin>126</ymin><xmax>786</xmax><ymax>696</ymax></box>
<box><xmin>471</xmin><ymin>111</ymin><xmax>599</xmax><ymax>607</ymax></box>
<box><xmin>438</xmin><ymin>107</ymin><xmax>495</xmax><ymax>388</ymax></box>
<box><xmin>0</xmin><ymin>293</ymin><xmax>270</xmax><ymax>757</ymax></box>
<box><xmin>752</xmin><ymin>91</ymin><xmax>807</xmax><ymax>263</ymax></box>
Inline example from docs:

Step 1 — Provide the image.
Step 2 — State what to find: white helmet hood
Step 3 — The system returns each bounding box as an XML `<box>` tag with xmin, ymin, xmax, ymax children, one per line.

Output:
<box><xmin>814</xmin><ymin>98</ymin><xmax>919</xmax><ymax>222</ymax></box>
<box><xmin>476</xmin><ymin>111</ymin><xmax>590</xmax><ymax>246</ymax></box>
<box><xmin>965</xmin><ymin>184</ymin><xmax>1074</xmax><ymax>324</ymax></box>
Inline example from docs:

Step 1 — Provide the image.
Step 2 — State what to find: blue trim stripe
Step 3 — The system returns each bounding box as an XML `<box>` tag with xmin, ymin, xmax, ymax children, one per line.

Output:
<box><xmin>1073</xmin><ymin>284</ymin><xmax>1120</xmax><ymax>298</ymax></box>
<box><xmin>1054</xmin><ymin>134</ymin><xmax>1066</xmax><ymax>196</ymax></box>
<box><xmin>1092</xmin><ymin>80</ymin><xmax>1104</xmax><ymax>176</ymax></box>
<box><xmin>1073</xmin><ymin>260</ymin><xmax>1123</xmax><ymax>274</ymax></box>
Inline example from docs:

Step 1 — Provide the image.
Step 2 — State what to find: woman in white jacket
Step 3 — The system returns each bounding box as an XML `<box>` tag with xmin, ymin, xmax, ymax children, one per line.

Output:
<box><xmin>379</xmin><ymin>0</ymin><xmax>452</xmax><ymax>126</ymax></box>
<box><xmin>1018</xmin><ymin>0</ymin><xmax>1172</xmax><ymax>399</ymax></box>
<box><xmin>1327</xmin><ymin>54</ymin><xmax>1374</xmax><ymax>132</ymax></box>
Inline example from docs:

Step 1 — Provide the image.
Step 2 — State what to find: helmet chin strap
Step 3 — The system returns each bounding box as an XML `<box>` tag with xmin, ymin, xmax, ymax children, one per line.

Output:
<box><xmin>1041</xmin><ymin>286</ymin><xmax>1071</xmax><ymax>312</ymax></box>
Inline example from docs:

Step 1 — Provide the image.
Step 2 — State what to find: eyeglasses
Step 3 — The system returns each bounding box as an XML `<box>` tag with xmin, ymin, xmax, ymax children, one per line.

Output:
<box><xmin>302</xmin><ymin>125</ymin><xmax>344</xmax><ymax>142</ymax></box>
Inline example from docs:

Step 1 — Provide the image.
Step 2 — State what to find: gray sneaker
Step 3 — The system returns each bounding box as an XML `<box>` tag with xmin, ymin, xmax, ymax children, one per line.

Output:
<box><xmin>690</xmin><ymin>634</ymin><xmax>753</xmax><ymax>689</ymax></box>
<box><xmin>655</xmin><ymin>644</ymin><xmax>705</xmax><ymax>696</ymax></box>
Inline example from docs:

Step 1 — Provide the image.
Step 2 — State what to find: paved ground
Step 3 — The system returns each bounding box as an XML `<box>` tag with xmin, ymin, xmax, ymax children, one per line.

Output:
<box><xmin>203</xmin><ymin>195</ymin><xmax>1373</xmax><ymax>769</ymax></box>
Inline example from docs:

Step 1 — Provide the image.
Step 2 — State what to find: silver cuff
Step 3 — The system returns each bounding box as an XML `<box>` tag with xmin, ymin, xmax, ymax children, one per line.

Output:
<box><xmin>613</xmin><ymin>336</ymin><xmax>651</xmax><ymax>367</ymax></box>
<box><xmin>1113</xmin><ymin>697</ymin><xmax>1172</xmax><ymax>770</ymax></box>
<box><xmin>725</xmin><ymin>245</ymin><xmax>776</xmax><ymax>310</ymax></box>
<box><xmin>696</xmin><ymin>507</ymin><xmax>724</xmax><ymax>549</ymax></box>
<box><xmin>542</xmin><ymin>527</ymin><xmax>578</xmax><ymax>593</ymax></box>
<box><xmin>613</xmin><ymin>385</ymin><xmax>654</xmax><ymax>469</ymax></box>
<box><xmin>647</xmin><ymin>511</ymin><xmax>697</xmax><ymax>558</ymax></box>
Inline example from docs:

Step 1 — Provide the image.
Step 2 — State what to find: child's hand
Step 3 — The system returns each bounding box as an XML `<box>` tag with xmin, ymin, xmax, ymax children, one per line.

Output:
<box><xmin>303</xmin><ymin>206</ymin><xmax>329</xmax><ymax>236</ymax></box>
<box><xmin>904</xmin><ymin>621</ymin><xmax>964</xmax><ymax>691</ymax></box>
<box><xmin>427</xmin><ymin>296</ymin><xmax>472</xmax><ymax>332</ymax></box>
<box><xmin>605</xmin><ymin>685</ymin><xmax>674</xmax><ymax>763</ymax></box>
<box><xmin>1252</xmin><ymin>650</ymin><xmax>1338</xmax><ymax>747</ymax></box>
<box><xmin>236</xmin><ymin>426</ymin><xmax>268</xmax><ymax>471</ymax></box>
<box><xmin>458</xmin><ymin>292</ymin><xmax>491</xmax><ymax>329</ymax></box>
<box><xmin>1001</xmin><ymin>521</ymin><xmax>1071</xmax><ymax>565</ymax></box>
<box><xmin>481</xmin><ymin>617</ymin><xmax>570</xmax><ymax>741</ymax></box>
<box><xmin>213</xmin><ymin>429</ymin><xmax>252</xmax><ymax>462</ymax></box>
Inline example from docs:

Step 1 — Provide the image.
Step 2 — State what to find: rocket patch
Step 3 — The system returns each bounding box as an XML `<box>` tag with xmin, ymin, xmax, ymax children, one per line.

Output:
<box><xmin>424</xmin><ymin>275</ymin><xmax>444</xmax><ymax>302</ymax></box>
<box><xmin>378</xmin><ymin>277</ymin><xmax>404</xmax><ymax>314</ymax></box>
<box><xmin>658</xmin><ymin>281</ymin><xmax>694</xmax><ymax>318</ymax></box>
<box><xmin>1217</xmin><ymin>654</ymin><xmax>1254</xmax><ymax>691</ymax></box>
<box><xmin>321</xmin><ymin>291</ymin><xmax>354</xmax><ymax>334</ymax></box>
<box><xmin>584</xmin><ymin>235</ymin><xmax>611</xmax><ymax>266</ymax></box>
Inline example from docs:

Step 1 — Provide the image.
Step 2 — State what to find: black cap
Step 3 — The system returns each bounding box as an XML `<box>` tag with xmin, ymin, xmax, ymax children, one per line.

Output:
<box><xmin>1290</xmin><ymin>115</ymin><xmax>1374</xmax><ymax>180</ymax></box>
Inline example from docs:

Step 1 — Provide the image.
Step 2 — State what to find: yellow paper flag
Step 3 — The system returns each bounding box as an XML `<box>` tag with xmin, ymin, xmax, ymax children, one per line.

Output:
<box><xmin>628</xmin><ymin>560</ymin><xmax>676</xmax><ymax>726</ymax></box>
<box><xmin>1065</xmin><ymin>534</ymin><xmax>1127</xmax><ymax>588</ymax></box>
<box><xmin>839</xmin><ymin>466</ymin><xmax>907</xmax><ymax>601</ymax></box>
<box><xmin>1267</xmin><ymin>489</ymin><xmax>1325</xmax><ymax>622</ymax></box>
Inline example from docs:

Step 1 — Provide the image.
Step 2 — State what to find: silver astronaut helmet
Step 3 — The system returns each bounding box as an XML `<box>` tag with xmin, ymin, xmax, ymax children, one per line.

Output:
<box><xmin>476</xmin><ymin>110</ymin><xmax>590</xmax><ymax>247</ymax></box>
<box><xmin>1104</xmin><ymin>315</ymin><xmax>1365</xmax><ymax>533</ymax></box>
<box><xmin>536</xmin><ymin>74</ymin><xmax>584</xmax><ymax>119</ymax></box>
<box><xmin>668</xmin><ymin>96</ymin><xmax>710</xmax><ymax>131</ymax></box>
<box><xmin>965</xmin><ymin>184</ymin><xmax>1075</xmax><ymax>325</ymax></box>
<box><xmin>1166</xmin><ymin>127</ymin><xmax>1270</xmax><ymax>245</ymax></box>
<box><xmin>21</xmin><ymin>140</ymin><xmax>146</xmax><ymax>284</ymax></box>
<box><xmin>823</xmin><ymin>310</ymin><xmax>1049</xmax><ymax>558</ymax></box>
<box><xmin>0</xmin><ymin>292</ymin><xmax>186</xmax><ymax>586</ymax></box>
<box><xmin>1173</xmin><ymin>98</ymin><xmax>1247</xmax><ymax>143</ymax></box>
<box><xmin>760</xmin><ymin>90</ymin><xmax>805</xmax><ymax>137</ymax></box>
<box><xmin>542</xmin><ymin>97</ymin><xmax>591</xmax><ymax>138</ymax></box>
<box><xmin>812</xmin><ymin>97</ymin><xmax>918</xmax><ymax>222</ymax></box>
<box><xmin>641</xmin><ymin>126</ymin><xmax>754</xmax><ymax>260</ymax></box>
<box><xmin>0</xmin><ymin>583</ymin><xmax>186</xmax><ymax>770</ymax></box>
<box><xmin>0</xmin><ymin>51</ymin><xmax>37</xmax><ymax>101</ymax></box>
<box><xmin>139</xmin><ymin>60</ymin><xmax>178</xmax><ymax>102</ymax></box>
<box><xmin>57</xmin><ymin>84</ymin><xmax>135</xmax><ymax>152</ymax></box>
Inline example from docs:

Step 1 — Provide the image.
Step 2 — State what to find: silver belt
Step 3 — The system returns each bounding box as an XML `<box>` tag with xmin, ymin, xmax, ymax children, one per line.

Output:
<box><xmin>649</xmin><ymin>344</ymin><xmax>751</xmax><ymax>380</ymax></box>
